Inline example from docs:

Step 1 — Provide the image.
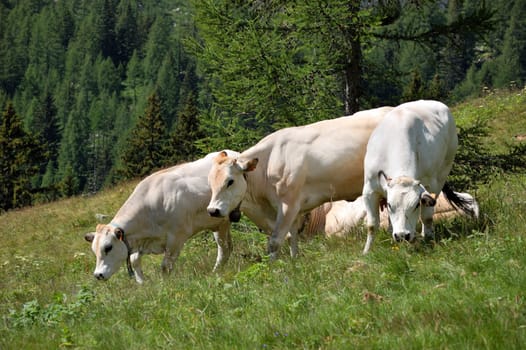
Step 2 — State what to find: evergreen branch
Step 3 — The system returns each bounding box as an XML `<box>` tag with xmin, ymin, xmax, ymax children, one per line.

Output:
<box><xmin>373</xmin><ymin>6</ymin><xmax>497</xmax><ymax>45</ymax></box>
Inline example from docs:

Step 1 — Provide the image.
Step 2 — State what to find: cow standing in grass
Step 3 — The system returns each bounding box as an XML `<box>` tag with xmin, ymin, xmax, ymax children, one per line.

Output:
<box><xmin>84</xmin><ymin>150</ymin><xmax>241</xmax><ymax>284</ymax></box>
<box><xmin>206</xmin><ymin>107</ymin><xmax>394</xmax><ymax>260</ymax></box>
<box><xmin>361</xmin><ymin>100</ymin><xmax>473</xmax><ymax>254</ymax></box>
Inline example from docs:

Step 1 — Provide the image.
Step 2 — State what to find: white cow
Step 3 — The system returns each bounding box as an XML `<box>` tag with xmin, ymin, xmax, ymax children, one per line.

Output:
<box><xmin>362</xmin><ymin>100</ymin><xmax>471</xmax><ymax>254</ymax></box>
<box><xmin>300</xmin><ymin>191</ymin><xmax>479</xmax><ymax>238</ymax></box>
<box><xmin>84</xmin><ymin>150</ymin><xmax>240</xmax><ymax>283</ymax></box>
<box><xmin>206</xmin><ymin>107</ymin><xmax>394</xmax><ymax>259</ymax></box>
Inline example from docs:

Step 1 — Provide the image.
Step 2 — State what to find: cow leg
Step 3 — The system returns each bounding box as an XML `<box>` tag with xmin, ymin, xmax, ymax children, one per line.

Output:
<box><xmin>363</xmin><ymin>191</ymin><xmax>381</xmax><ymax>255</ymax></box>
<box><xmin>420</xmin><ymin>206</ymin><xmax>435</xmax><ymax>241</ymax></box>
<box><xmin>130</xmin><ymin>252</ymin><xmax>145</xmax><ymax>284</ymax></box>
<box><xmin>161</xmin><ymin>235</ymin><xmax>186</xmax><ymax>275</ymax></box>
<box><xmin>212</xmin><ymin>222</ymin><xmax>233</xmax><ymax>271</ymax></box>
<box><xmin>287</xmin><ymin>218</ymin><xmax>302</xmax><ymax>258</ymax></box>
<box><xmin>268</xmin><ymin>201</ymin><xmax>300</xmax><ymax>260</ymax></box>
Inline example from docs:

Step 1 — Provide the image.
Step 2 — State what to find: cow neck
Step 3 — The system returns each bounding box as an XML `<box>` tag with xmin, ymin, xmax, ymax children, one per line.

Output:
<box><xmin>109</xmin><ymin>222</ymin><xmax>135</xmax><ymax>278</ymax></box>
<box><xmin>228</xmin><ymin>173</ymin><xmax>248</xmax><ymax>222</ymax></box>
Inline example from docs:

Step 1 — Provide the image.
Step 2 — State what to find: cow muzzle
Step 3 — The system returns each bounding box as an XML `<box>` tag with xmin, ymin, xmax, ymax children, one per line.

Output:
<box><xmin>207</xmin><ymin>207</ymin><xmax>223</xmax><ymax>217</ymax></box>
<box><xmin>94</xmin><ymin>272</ymin><xmax>108</xmax><ymax>281</ymax></box>
<box><xmin>393</xmin><ymin>232</ymin><xmax>414</xmax><ymax>242</ymax></box>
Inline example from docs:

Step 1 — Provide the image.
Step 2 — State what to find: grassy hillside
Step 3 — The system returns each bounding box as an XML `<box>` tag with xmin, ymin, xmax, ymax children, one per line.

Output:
<box><xmin>1</xmin><ymin>92</ymin><xmax>525</xmax><ymax>349</ymax></box>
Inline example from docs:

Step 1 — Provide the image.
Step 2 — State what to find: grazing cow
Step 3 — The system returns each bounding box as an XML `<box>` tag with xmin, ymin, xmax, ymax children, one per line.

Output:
<box><xmin>206</xmin><ymin>107</ymin><xmax>394</xmax><ymax>259</ymax></box>
<box><xmin>361</xmin><ymin>100</ymin><xmax>473</xmax><ymax>254</ymax></box>
<box><xmin>84</xmin><ymin>150</ymin><xmax>241</xmax><ymax>284</ymax></box>
<box><xmin>300</xmin><ymin>191</ymin><xmax>479</xmax><ymax>238</ymax></box>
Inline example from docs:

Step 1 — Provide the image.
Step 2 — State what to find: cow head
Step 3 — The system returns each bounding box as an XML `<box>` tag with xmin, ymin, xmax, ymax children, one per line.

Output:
<box><xmin>207</xmin><ymin>151</ymin><xmax>258</xmax><ymax>218</ymax></box>
<box><xmin>84</xmin><ymin>224</ymin><xmax>129</xmax><ymax>281</ymax></box>
<box><xmin>379</xmin><ymin>172</ymin><xmax>436</xmax><ymax>242</ymax></box>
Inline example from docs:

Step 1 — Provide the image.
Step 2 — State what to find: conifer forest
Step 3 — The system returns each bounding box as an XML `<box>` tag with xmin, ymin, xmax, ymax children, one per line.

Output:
<box><xmin>1</xmin><ymin>0</ymin><xmax>525</xmax><ymax>212</ymax></box>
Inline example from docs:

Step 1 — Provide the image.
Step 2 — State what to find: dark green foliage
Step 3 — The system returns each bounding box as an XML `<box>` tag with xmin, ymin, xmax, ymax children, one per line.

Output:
<box><xmin>57</xmin><ymin>86</ymin><xmax>91</xmax><ymax>194</ymax></box>
<box><xmin>9</xmin><ymin>287</ymin><xmax>95</xmax><ymax>328</ymax></box>
<box><xmin>494</xmin><ymin>1</ymin><xmax>526</xmax><ymax>87</ymax></box>
<box><xmin>449</xmin><ymin>121</ymin><xmax>496</xmax><ymax>189</ymax></box>
<box><xmin>0</xmin><ymin>103</ymin><xmax>43</xmax><ymax>212</ymax></box>
<box><xmin>143</xmin><ymin>15</ymin><xmax>173</xmax><ymax>83</ymax></box>
<box><xmin>99</xmin><ymin>0</ymin><xmax>118</xmax><ymax>63</ymax></box>
<box><xmin>451</xmin><ymin>0</ymin><xmax>526</xmax><ymax>99</ymax></box>
<box><xmin>30</xmin><ymin>93</ymin><xmax>62</xmax><ymax>200</ymax></box>
<box><xmin>115</xmin><ymin>0</ymin><xmax>140</xmax><ymax>65</ymax></box>
<box><xmin>156</xmin><ymin>51</ymin><xmax>181</xmax><ymax>128</ymax></box>
<box><xmin>403</xmin><ymin>71</ymin><xmax>447</xmax><ymax>102</ymax></box>
<box><xmin>192</xmin><ymin>0</ymin><xmax>345</xmax><ymax>149</ymax></box>
<box><xmin>402</xmin><ymin>70</ymin><xmax>425</xmax><ymax>102</ymax></box>
<box><xmin>449</xmin><ymin>120</ymin><xmax>526</xmax><ymax>190</ymax></box>
<box><xmin>0</xmin><ymin>0</ymin><xmax>524</xmax><ymax>211</ymax></box>
<box><xmin>429</xmin><ymin>74</ymin><xmax>446</xmax><ymax>100</ymax></box>
<box><xmin>169</xmin><ymin>91</ymin><xmax>202</xmax><ymax>163</ymax></box>
<box><xmin>0</xmin><ymin>0</ymin><xmax>198</xmax><ymax>200</ymax></box>
<box><xmin>32</xmin><ymin>93</ymin><xmax>61</xmax><ymax>166</ymax></box>
<box><xmin>120</xmin><ymin>93</ymin><xmax>169</xmax><ymax>178</ymax></box>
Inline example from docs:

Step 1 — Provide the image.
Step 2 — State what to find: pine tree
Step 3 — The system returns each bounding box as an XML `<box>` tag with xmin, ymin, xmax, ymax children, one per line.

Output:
<box><xmin>115</xmin><ymin>0</ymin><xmax>140</xmax><ymax>65</ymax></box>
<box><xmin>53</xmin><ymin>0</ymin><xmax>75</xmax><ymax>50</ymax></box>
<box><xmin>143</xmin><ymin>15</ymin><xmax>172</xmax><ymax>83</ymax></box>
<box><xmin>121</xmin><ymin>92</ymin><xmax>169</xmax><ymax>178</ymax></box>
<box><xmin>402</xmin><ymin>69</ymin><xmax>424</xmax><ymax>102</ymax></box>
<box><xmin>192</xmin><ymin>0</ymin><xmax>342</xmax><ymax>149</ymax></box>
<box><xmin>99</xmin><ymin>0</ymin><xmax>118</xmax><ymax>63</ymax></box>
<box><xmin>57</xmin><ymin>88</ymin><xmax>91</xmax><ymax>195</ymax></box>
<box><xmin>169</xmin><ymin>91</ymin><xmax>202</xmax><ymax>164</ymax></box>
<box><xmin>86</xmin><ymin>92</ymin><xmax>118</xmax><ymax>192</ymax></box>
<box><xmin>0</xmin><ymin>102</ymin><xmax>43</xmax><ymax>212</ymax></box>
<box><xmin>96</xmin><ymin>56</ymin><xmax>121</xmax><ymax>95</ymax></box>
<box><xmin>427</xmin><ymin>74</ymin><xmax>446</xmax><ymax>101</ymax></box>
<box><xmin>32</xmin><ymin>92</ymin><xmax>61</xmax><ymax>178</ymax></box>
<box><xmin>494</xmin><ymin>1</ymin><xmax>526</xmax><ymax>88</ymax></box>
<box><xmin>123</xmin><ymin>50</ymin><xmax>143</xmax><ymax>104</ymax></box>
<box><xmin>156</xmin><ymin>51</ymin><xmax>181</xmax><ymax>128</ymax></box>
<box><xmin>439</xmin><ymin>0</ymin><xmax>477</xmax><ymax>91</ymax></box>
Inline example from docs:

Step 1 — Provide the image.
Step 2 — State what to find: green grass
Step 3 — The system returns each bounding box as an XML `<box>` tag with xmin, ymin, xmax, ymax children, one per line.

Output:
<box><xmin>1</xmin><ymin>92</ymin><xmax>526</xmax><ymax>349</ymax></box>
<box><xmin>453</xmin><ymin>90</ymin><xmax>526</xmax><ymax>152</ymax></box>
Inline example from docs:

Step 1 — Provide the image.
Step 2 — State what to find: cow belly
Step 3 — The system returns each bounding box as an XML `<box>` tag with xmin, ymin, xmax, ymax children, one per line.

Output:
<box><xmin>137</xmin><ymin>237</ymin><xmax>166</xmax><ymax>255</ymax></box>
<box><xmin>304</xmin><ymin>177</ymin><xmax>364</xmax><ymax>206</ymax></box>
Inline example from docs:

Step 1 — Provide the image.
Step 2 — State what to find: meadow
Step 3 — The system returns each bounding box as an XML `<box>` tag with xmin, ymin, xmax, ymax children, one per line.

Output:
<box><xmin>1</xmin><ymin>92</ymin><xmax>525</xmax><ymax>349</ymax></box>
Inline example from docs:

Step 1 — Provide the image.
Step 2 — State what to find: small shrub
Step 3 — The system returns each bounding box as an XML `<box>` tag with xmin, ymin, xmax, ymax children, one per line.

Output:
<box><xmin>9</xmin><ymin>286</ymin><xmax>94</xmax><ymax>328</ymax></box>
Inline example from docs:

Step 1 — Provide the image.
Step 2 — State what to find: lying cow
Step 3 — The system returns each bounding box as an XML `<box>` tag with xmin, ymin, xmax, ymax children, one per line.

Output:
<box><xmin>300</xmin><ymin>191</ymin><xmax>479</xmax><ymax>238</ymax></box>
<box><xmin>361</xmin><ymin>100</ymin><xmax>474</xmax><ymax>254</ymax></box>
<box><xmin>84</xmin><ymin>150</ymin><xmax>240</xmax><ymax>283</ymax></box>
<box><xmin>206</xmin><ymin>106</ymin><xmax>394</xmax><ymax>259</ymax></box>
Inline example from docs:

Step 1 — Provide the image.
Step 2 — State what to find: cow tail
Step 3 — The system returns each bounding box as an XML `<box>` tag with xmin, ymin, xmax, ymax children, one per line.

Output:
<box><xmin>441</xmin><ymin>183</ymin><xmax>476</xmax><ymax>218</ymax></box>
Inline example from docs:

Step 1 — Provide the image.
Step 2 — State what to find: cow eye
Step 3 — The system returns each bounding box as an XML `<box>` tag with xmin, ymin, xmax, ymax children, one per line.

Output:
<box><xmin>104</xmin><ymin>245</ymin><xmax>113</xmax><ymax>254</ymax></box>
<box><xmin>415</xmin><ymin>202</ymin><xmax>420</xmax><ymax>210</ymax></box>
<box><xmin>227</xmin><ymin>179</ymin><xmax>234</xmax><ymax>188</ymax></box>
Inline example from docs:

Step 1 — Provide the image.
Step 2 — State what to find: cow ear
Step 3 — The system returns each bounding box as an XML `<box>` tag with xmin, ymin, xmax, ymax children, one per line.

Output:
<box><xmin>420</xmin><ymin>192</ymin><xmax>437</xmax><ymax>207</ymax></box>
<box><xmin>214</xmin><ymin>151</ymin><xmax>229</xmax><ymax>163</ymax></box>
<box><xmin>114</xmin><ymin>228</ymin><xmax>124</xmax><ymax>241</ymax></box>
<box><xmin>238</xmin><ymin>158</ymin><xmax>258</xmax><ymax>172</ymax></box>
<box><xmin>85</xmin><ymin>232</ymin><xmax>95</xmax><ymax>243</ymax></box>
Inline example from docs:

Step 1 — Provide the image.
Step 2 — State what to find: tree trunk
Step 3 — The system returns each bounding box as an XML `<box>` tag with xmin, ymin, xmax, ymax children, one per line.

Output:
<box><xmin>344</xmin><ymin>2</ymin><xmax>362</xmax><ymax>115</ymax></box>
